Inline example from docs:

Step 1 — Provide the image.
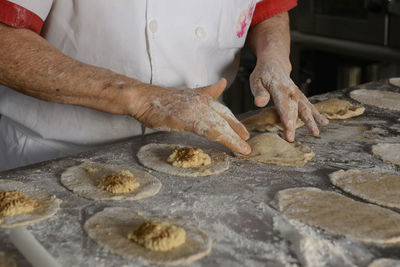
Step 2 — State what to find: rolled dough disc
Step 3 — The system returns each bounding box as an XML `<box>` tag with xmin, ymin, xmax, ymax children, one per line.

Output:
<box><xmin>270</xmin><ymin>187</ymin><xmax>400</xmax><ymax>244</ymax></box>
<box><xmin>329</xmin><ymin>169</ymin><xmax>400</xmax><ymax>209</ymax></box>
<box><xmin>389</xmin><ymin>77</ymin><xmax>400</xmax><ymax>88</ymax></box>
<box><xmin>350</xmin><ymin>89</ymin><xmax>400</xmax><ymax>111</ymax></box>
<box><xmin>0</xmin><ymin>251</ymin><xmax>17</xmax><ymax>267</ymax></box>
<box><xmin>233</xmin><ymin>133</ymin><xmax>314</xmax><ymax>166</ymax></box>
<box><xmin>137</xmin><ymin>144</ymin><xmax>229</xmax><ymax>177</ymax></box>
<box><xmin>61</xmin><ymin>161</ymin><xmax>161</xmax><ymax>201</ymax></box>
<box><xmin>84</xmin><ymin>207</ymin><xmax>212</xmax><ymax>266</ymax></box>
<box><xmin>368</xmin><ymin>258</ymin><xmax>400</xmax><ymax>267</ymax></box>
<box><xmin>241</xmin><ymin>106</ymin><xmax>304</xmax><ymax>132</ymax></box>
<box><xmin>313</xmin><ymin>98</ymin><xmax>365</xmax><ymax>119</ymax></box>
<box><xmin>371</xmin><ymin>143</ymin><xmax>400</xmax><ymax>166</ymax></box>
<box><xmin>0</xmin><ymin>180</ymin><xmax>61</xmax><ymax>228</ymax></box>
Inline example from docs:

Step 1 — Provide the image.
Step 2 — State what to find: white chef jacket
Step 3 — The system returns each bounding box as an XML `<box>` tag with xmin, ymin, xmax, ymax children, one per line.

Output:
<box><xmin>0</xmin><ymin>0</ymin><xmax>297</xmax><ymax>171</ymax></box>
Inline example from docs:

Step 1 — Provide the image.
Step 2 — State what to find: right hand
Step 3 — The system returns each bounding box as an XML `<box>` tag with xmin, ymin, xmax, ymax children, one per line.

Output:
<box><xmin>130</xmin><ymin>78</ymin><xmax>251</xmax><ymax>155</ymax></box>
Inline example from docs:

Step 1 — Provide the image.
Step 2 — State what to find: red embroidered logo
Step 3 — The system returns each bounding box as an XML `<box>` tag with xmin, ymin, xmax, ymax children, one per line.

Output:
<box><xmin>236</xmin><ymin>1</ymin><xmax>255</xmax><ymax>38</ymax></box>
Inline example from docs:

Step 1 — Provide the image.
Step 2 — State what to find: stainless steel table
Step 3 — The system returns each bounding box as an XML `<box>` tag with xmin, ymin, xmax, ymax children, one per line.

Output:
<box><xmin>1</xmin><ymin>80</ymin><xmax>399</xmax><ymax>267</ymax></box>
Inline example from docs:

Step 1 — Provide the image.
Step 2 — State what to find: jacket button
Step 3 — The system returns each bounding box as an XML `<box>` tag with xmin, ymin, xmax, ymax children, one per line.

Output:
<box><xmin>149</xmin><ymin>20</ymin><xmax>158</xmax><ymax>33</ymax></box>
<box><xmin>195</xmin><ymin>27</ymin><xmax>206</xmax><ymax>39</ymax></box>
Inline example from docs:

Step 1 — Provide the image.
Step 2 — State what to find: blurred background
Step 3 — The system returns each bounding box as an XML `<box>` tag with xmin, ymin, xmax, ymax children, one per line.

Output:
<box><xmin>224</xmin><ymin>0</ymin><xmax>400</xmax><ymax>114</ymax></box>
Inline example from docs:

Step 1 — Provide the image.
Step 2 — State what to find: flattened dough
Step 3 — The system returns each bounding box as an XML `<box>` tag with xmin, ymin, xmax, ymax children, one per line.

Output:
<box><xmin>350</xmin><ymin>89</ymin><xmax>400</xmax><ymax>111</ymax></box>
<box><xmin>84</xmin><ymin>207</ymin><xmax>212</xmax><ymax>266</ymax></box>
<box><xmin>270</xmin><ymin>187</ymin><xmax>400</xmax><ymax>244</ymax></box>
<box><xmin>0</xmin><ymin>251</ymin><xmax>17</xmax><ymax>267</ymax></box>
<box><xmin>61</xmin><ymin>161</ymin><xmax>161</xmax><ymax>200</ymax></box>
<box><xmin>330</xmin><ymin>169</ymin><xmax>400</xmax><ymax>209</ymax></box>
<box><xmin>389</xmin><ymin>77</ymin><xmax>400</xmax><ymax>88</ymax></box>
<box><xmin>313</xmin><ymin>98</ymin><xmax>365</xmax><ymax>119</ymax></box>
<box><xmin>233</xmin><ymin>133</ymin><xmax>314</xmax><ymax>166</ymax></box>
<box><xmin>0</xmin><ymin>180</ymin><xmax>61</xmax><ymax>228</ymax></box>
<box><xmin>241</xmin><ymin>106</ymin><xmax>304</xmax><ymax>132</ymax></box>
<box><xmin>368</xmin><ymin>258</ymin><xmax>400</xmax><ymax>267</ymax></box>
<box><xmin>137</xmin><ymin>144</ymin><xmax>229</xmax><ymax>177</ymax></box>
<box><xmin>371</xmin><ymin>143</ymin><xmax>400</xmax><ymax>166</ymax></box>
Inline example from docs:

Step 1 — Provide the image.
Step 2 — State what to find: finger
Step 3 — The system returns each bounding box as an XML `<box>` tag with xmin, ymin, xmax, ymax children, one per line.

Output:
<box><xmin>301</xmin><ymin>95</ymin><xmax>329</xmax><ymax>125</ymax></box>
<box><xmin>270</xmin><ymin>87</ymin><xmax>298</xmax><ymax>142</ymax></box>
<box><xmin>192</xmin><ymin>119</ymin><xmax>251</xmax><ymax>155</ymax></box>
<box><xmin>281</xmin><ymin>99</ymin><xmax>298</xmax><ymax>142</ymax></box>
<box><xmin>199</xmin><ymin>78</ymin><xmax>227</xmax><ymax>100</ymax></box>
<box><xmin>250</xmin><ymin>78</ymin><xmax>270</xmax><ymax>107</ymax></box>
<box><xmin>298</xmin><ymin>100</ymin><xmax>319</xmax><ymax>136</ymax></box>
<box><xmin>311</xmin><ymin>106</ymin><xmax>329</xmax><ymax>125</ymax></box>
<box><xmin>210</xmin><ymin>101</ymin><xmax>250</xmax><ymax>140</ymax></box>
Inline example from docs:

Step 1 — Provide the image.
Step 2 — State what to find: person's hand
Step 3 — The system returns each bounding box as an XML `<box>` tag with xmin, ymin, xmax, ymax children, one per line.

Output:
<box><xmin>130</xmin><ymin>79</ymin><xmax>251</xmax><ymax>155</ymax></box>
<box><xmin>249</xmin><ymin>57</ymin><xmax>329</xmax><ymax>142</ymax></box>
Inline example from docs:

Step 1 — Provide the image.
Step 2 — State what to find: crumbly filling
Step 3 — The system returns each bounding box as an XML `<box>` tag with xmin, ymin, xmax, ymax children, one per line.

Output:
<box><xmin>0</xmin><ymin>190</ymin><xmax>37</xmax><ymax>218</ymax></box>
<box><xmin>97</xmin><ymin>170</ymin><xmax>140</xmax><ymax>194</ymax></box>
<box><xmin>167</xmin><ymin>147</ymin><xmax>211</xmax><ymax>168</ymax></box>
<box><xmin>87</xmin><ymin>167</ymin><xmax>100</xmax><ymax>173</ymax></box>
<box><xmin>128</xmin><ymin>221</ymin><xmax>186</xmax><ymax>251</ymax></box>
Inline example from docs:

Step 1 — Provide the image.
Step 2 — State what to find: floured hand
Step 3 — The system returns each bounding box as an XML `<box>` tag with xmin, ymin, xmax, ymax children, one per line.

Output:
<box><xmin>249</xmin><ymin>58</ymin><xmax>328</xmax><ymax>142</ymax></box>
<box><xmin>130</xmin><ymin>79</ymin><xmax>251</xmax><ymax>155</ymax></box>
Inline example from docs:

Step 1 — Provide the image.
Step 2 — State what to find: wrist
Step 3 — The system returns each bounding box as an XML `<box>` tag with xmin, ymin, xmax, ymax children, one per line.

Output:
<box><xmin>256</xmin><ymin>55</ymin><xmax>292</xmax><ymax>75</ymax></box>
<box><xmin>114</xmin><ymin>79</ymin><xmax>149</xmax><ymax>116</ymax></box>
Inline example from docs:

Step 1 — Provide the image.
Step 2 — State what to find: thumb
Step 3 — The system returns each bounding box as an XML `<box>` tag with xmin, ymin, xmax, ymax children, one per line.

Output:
<box><xmin>199</xmin><ymin>78</ymin><xmax>227</xmax><ymax>99</ymax></box>
<box><xmin>250</xmin><ymin>77</ymin><xmax>270</xmax><ymax>107</ymax></box>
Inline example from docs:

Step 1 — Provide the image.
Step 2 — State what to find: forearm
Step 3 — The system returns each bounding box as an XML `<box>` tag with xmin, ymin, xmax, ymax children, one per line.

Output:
<box><xmin>247</xmin><ymin>12</ymin><xmax>291</xmax><ymax>72</ymax></box>
<box><xmin>0</xmin><ymin>23</ymin><xmax>251</xmax><ymax>154</ymax></box>
<box><xmin>0</xmin><ymin>22</ymin><xmax>147</xmax><ymax>116</ymax></box>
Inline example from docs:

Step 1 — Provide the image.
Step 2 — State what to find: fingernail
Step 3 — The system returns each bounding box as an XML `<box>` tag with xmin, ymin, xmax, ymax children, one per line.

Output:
<box><xmin>287</xmin><ymin>132</ymin><xmax>295</xmax><ymax>142</ymax></box>
<box><xmin>242</xmin><ymin>144</ymin><xmax>251</xmax><ymax>155</ymax></box>
<box><xmin>255</xmin><ymin>97</ymin><xmax>268</xmax><ymax>107</ymax></box>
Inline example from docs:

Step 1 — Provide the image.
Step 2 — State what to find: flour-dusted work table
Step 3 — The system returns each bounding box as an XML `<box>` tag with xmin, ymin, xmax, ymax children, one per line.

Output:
<box><xmin>1</xmin><ymin>80</ymin><xmax>399</xmax><ymax>267</ymax></box>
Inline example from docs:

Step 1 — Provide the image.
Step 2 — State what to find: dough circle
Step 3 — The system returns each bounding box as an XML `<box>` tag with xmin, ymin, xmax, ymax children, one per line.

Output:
<box><xmin>233</xmin><ymin>133</ymin><xmax>315</xmax><ymax>166</ymax></box>
<box><xmin>371</xmin><ymin>143</ymin><xmax>400</xmax><ymax>166</ymax></box>
<box><xmin>137</xmin><ymin>144</ymin><xmax>229</xmax><ymax>177</ymax></box>
<box><xmin>241</xmin><ymin>106</ymin><xmax>304</xmax><ymax>132</ymax></box>
<box><xmin>368</xmin><ymin>258</ymin><xmax>400</xmax><ymax>267</ymax></box>
<box><xmin>84</xmin><ymin>207</ymin><xmax>212</xmax><ymax>266</ymax></box>
<box><xmin>0</xmin><ymin>180</ymin><xmax>61</xmax><ymax>228</ymax></box>
<box><xmin>389</xmin><ymin>77</ymin><xmax>400</xmax><ymax>88</ymax></box>
<box><xmin>329</xmin><ymin>169</ymin><xmax>400</xmax><ymax>209</ymax></box>
<box><xmin>313</xmin><ymin>98</ymin><xmax>365</xmax><ymax>119</ymax></box>
<box><xmin>350</xmin><ymin>89</ymin><xmax>400</xmax><ymax>111</ymax></box>
<box><xmin>270</xmin><ymin>187</ymin><xmax>400</xmax><ymax>244</ymax></box>
<box><xmin>0</xmin><ymin>251</ymin><xmax>17</xmax><ymax>267</ymax></box>
<box><xmin>61</xmin><ymin>161</ymin><xmax>161</xmax><ymax>201</ymax></box>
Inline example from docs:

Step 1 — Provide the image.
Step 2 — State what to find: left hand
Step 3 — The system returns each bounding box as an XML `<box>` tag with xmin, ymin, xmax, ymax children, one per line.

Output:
<box><xmin>249</xmin><ymin>57</ymin><xmax>329</xmax><ymax>142</ymax></box>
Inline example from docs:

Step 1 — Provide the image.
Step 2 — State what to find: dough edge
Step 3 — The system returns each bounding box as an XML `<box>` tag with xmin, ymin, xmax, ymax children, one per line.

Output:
<box><xmin>371</xmin><ymin>143</ymin><xmax>400</xmax><ymax>167</ymax></box>
<box><xmin>137</xmin><ymin>143</ymin><xmax>229</xmax><ymax>177</ymax></box>
<box><xmin>61</xmin><ymin>161</ymin><xmax>162</xmax><ymax>200</ymax></box>
<box><xmin>329</xmin><ymin>169</ymin><xmax>400</xmax><ymax>209</ymax></box>
<box><xmin>84</xmin><ymin>207</ymin><xmax>212</xmax><ymax>266</ymax></box>
<box><xmin>233</xmin><ymin>133</ymin><xmax>315</xmax><ymax>167</ymax></box>
<box><xmin>350</xmin><ymin>89</ymin><xmax>400</xmax><ymax>111</ymax></box>
<box><xmin>270</xmin><ymin>187</ymin><xmax>400</xmax><ymax>244</ymax></box>
<box><xmin>0</xmin><ymin>180</ymin><xmax>61</xmax><ymax>228</ymax></box>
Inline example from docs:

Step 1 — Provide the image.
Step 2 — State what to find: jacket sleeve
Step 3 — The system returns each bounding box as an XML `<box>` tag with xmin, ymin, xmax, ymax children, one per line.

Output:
<box><xmin>251</xmin><ymin>0</ymin><xmax>297</xmax><ymax>27</ymax></box>
<box><xmin>0</xmin><ymin>0</ymin><xmax>53</xmax><ymax>34</ymax></box>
